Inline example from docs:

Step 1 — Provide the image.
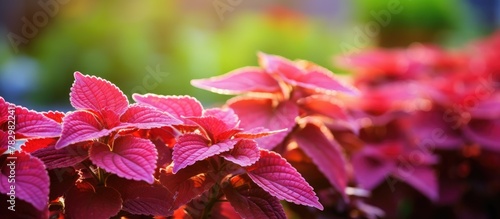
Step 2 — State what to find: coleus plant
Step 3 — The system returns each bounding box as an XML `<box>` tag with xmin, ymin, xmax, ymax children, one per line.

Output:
<box><xmin>191</xmin><ymin>53</ymin><xmax>358</xmax><ymax>208</ymax></box>
<box><xmin>0</xmin><ymin>71</ymin><xmax>323</xmax><ymax>219</ymax></box>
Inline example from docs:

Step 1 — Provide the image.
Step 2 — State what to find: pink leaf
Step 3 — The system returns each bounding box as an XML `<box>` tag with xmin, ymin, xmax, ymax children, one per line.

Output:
<box><xmin>0</xmin><ymin>152</ymin><xmax>50</xmax><ymax>211</ymax></box>
<box><xmin>233</xmin><ymin>127</ymin><xmax>287</xmax><ymax>139</ymax></box>
<box><xmin>203</xmin><ymin>108</ymin><xmax>240</xmax><ymax>128</ymax></box>
<box><xmin>15</xmin><ymin>106</ymin><xmax>61</xmax><ymax>138</ymax></box>
<box><xmin>120</xmin><ymin>104</ymin><xmax>182</xmax><ymax>129</ymax></box>
<box><xmin>160</xmin><ymin>161</ymin><xmax>216</xmax><ymax>210</ymax></box>
<box><xmin>172</xmin><ymin>134</ymin><xmax>237</xmax><ymax>173</ymax></box>
<box><xmin>293</xmin><ymin>123</ymin><xmax>348</xmax><ymax>200</ymax></box>
<box><xmin>393</xmin><ymin>166</ymin><xmax>438</xmax><ymax>201</ymax></box>
<box><xmin>106</xmin><ymin>175</ymin><xmax>174</xmax><ymax>216</ymax></box>
<box><xmin>221</xmin><ymin>139</ymin><xmax>260</xmax><ymax>166</ymax></box>
<box><xmin>246</xmin><ymin>150</ymin><xmax>323</xmax><ymax>210</ymax></box>
<box><xmin>229</xmin><ymin>98</ymin><xmax>299</xmax><ymax>150</ymax></box>
<box><xmin>296</xmin><ymin>66</ymin><xmax>358</xmax><ymax>95</ymax></box>
<box><xmin>64</xmin><ymin>182</ymin><xmax>122</xmax><ymax>219</ymax></box>
<box><xmin>191</xmin><ymin>67</ymin><xmax>281</xmax><ymax>94</ymax></box>
<box><xmin>258</xmin><ymin>52</ymin><xmax>304</xmax><ymax>80</ymax></box>
<box><xmin>223</xmin><ymin>175</ymin><xmax>286</xmax><ymax>219</ymax></box>
<box><xmin>132</xmin><ymin>94</ymin><xmax>203</xmax><ymax>121</ymax></box>
<box><xmin>70</xmin><ymin>72</ymin><xmax>129</xmax><ymax>115</ymax></box>
<box><xmin>55</xmin><ymin>111</ymin><xmax>112</xmax><ymax>149</ymax></box>
<box><xmin>28</xmin><ymin>140</ymin><xmax>90</xmax><ymax>169</ymax></box>
<box><xmin>89</xmin><ymin>136</ymin><xmax>158</xmax><ymax>183</ymax></box>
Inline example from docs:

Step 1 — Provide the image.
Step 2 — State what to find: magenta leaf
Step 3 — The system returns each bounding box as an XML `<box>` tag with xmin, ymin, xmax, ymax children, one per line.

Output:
<box><xmin>221</xmin><ymin>139</ymin><xmax>260</xmax><ymax>166</ymax></box>
<box><xmin>70</xmin><ymin>72</ymin><xmax>129</xmax><ymax>115</ymax></box>
<box><xmin>55</xmin><ymin>111</ymin><xmax>112</xmax><ymax>149</ymax></box>
<box><xmin>172</xmin><ymin>134</ymin><xmax>237</xmax><ymax>173</ymax></box>
<box><xmin>351</xmin><ymin>146</ymin><xmax>397</xmax><ymax>190</ymax></box>
<box><xmin>106</xmin><ymin>175</ymin><xmax>173</xmax><ymax>216</ymax></box>
<box><xmin>26</xmin><ymin>140</ymin><xmax>90</xmax><ymax>169</ymax></box>
<box><xmin>64</xmin><ymin>181</ymin><xmax>122</xmax><ymax>219</ymax></box>
<box><xmin>203</xmin><ymin>108</ymin><xmax>240</xmax><ymax>129</ymax></box>
<box><xmin>191</xmin><ymin>67</ymin><xmax>281</xmax><ymax>94</ymax></box>
<box><xmin>160</xmin><ymin>161</ymin><xmax>216</xmax><ymax>210</ymax></box>
<box><xmin>120</xmin><ymin>104</ymin><xmax>182</xmax><ymax>129</ymax></box>
<box><xmin>223</xmin><ymin>175</ymin><xmax>286</xmax><ymax>219</ymax></box>
<box><xmin>0</xmin><ymin>152</ymin><xmax>50</xmax><ymax>211</ymax></box>
<box><xmin>132</xmin><ymin>94</ymin><xmax>203</xmax><ymax>121</ymax></box>
<box><xmin>293</xmin><ymin>123</ymin><xmax>348</xmax><ymax>200</ymax></box>
<box><xmin>246</xmin><ymin>150</ymin><xmax>323</xmax><ymax>210</ymax></box>
<box><xmin>229</xmin><ymin>98</ymin><xmax>299</xmax><ymax>149</ymax></box>
<box><xmin>15</xmin><ymin>106</ymin><xmax>61</xmax><ymax>138</ymax></box>
<box><xmin>258</xmin><ymin>52</ymin><xmax>304</xmax><ymax>80</ymax></box>
<box><xmin>89</xmin><ymin>136</ymin><xmax>158</xmax><ymax>183</ymax></box>
<box><xmin>393</xmin><ymin>166</ymin><xmax>438</xmax><ymax>201</ymax></box>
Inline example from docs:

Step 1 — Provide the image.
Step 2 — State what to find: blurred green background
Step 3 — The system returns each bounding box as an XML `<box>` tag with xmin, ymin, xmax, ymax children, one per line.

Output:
<box><xmin>0</xmin><ymin>0</ymin><xmax>498</xmax><ymax>110</ymax></box>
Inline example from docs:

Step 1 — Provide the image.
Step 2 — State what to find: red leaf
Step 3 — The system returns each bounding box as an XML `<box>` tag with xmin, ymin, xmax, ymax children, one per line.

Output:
<box><xmin>463</xmin><ymin>119</ymin><xmax>500</xmax><ymax>152</ymax></box>
<box><xmin>298</xmin><ymin>95</ymin><xmax>349</xmax><ymax>120</ymax></box>
<box><xmin>0</xmin><ymin>152</ymin><xmax>50</xmax><ymax>211</ymax></box>
<box><xmin>42</xmin><ymin>111</ymin><xmax>65</xmax><ymax>123</ymax></box>
<box><xmin>203</xmin><ymin>108</ymin><xmax>240</xmax><ymax>128</ymax></box>
<box><xmin>186</xmin><ymin>116</ymin><xmax>233</xmax><ymax>142</ymax></box>
<box><xmin>48</xmin><ymin>167</ymin><xmax>78</xmax><ymax>201</ymax></box>
<box><xmin>120</xmin><ymin>104</ymin><xmax>182</xmax><ymax>129</ymax></box>
<box><xmin>221</xmin><ymin>139</ymin><xmax>260</xmax><ymax>166</ymax></box>
<box><xmin>229</xmin><ymin>98</ymin><xmax>298</xmax><ymax>150</ymax></box>
<box><xmin>21</xmin><ymin>138</ymin><xmax>56</xmax><ymax>153</ymax></box>
<box><xmin>106</xmin><ymin>175</ymin><xmax>174</xmax><ymax>216</ymax></box>
<box><xmin>132</xmin><ymin>94</ymin><xmax>203</xmax><ymax>121</ymax></box>
<box><xmin>15</xmin><ymin>106</ymin><xmax>61</xmax><ymax>138</ymax></box>
<box><xmin>393</xmin><ymin>166</ymin><xmax>438</xmax><ymax>201</ymax></box>
<box><xmin>28</xmin><ymin>140</ymin><xmax>90</xmax><ymax>169</ymax></box>
<box><xmin>0</xmin><ymin>131</ymin><xmax>8</xmax><ymax>154</ymax></box>
<box><xmin>160</xmin><ymin>161</ymin><xmax>216</xmax><ymax>210</ymax></box>
<box><xmin>222</xmin><ymin>175</ymin><xmax>286</xmax><ymax>219</ymax></box>
<box><xmin>246</xmin><ymin>150</ymin><xmax>323</xmax><ymax>210</ymax></box>
<box><xmin>55</xmin><ymin>111</ymin><xmax>112</xmax><ymax>149</ymax></box>
<box><xmin>0</xmin><ymin>97</ymin><xmax>9</xmax><ymax>124</ymax></box>
<box><xmin>89</xmin><ymin>136</ymin><xmax>157</xmax><ymax>183</ymax></box>
<box><xmin>70</xmin><ymin>72</ymin><xmax>129</xmax><ymax>115</ymax></box>
<box><xmin>293</xmin><ymin>123</ymin><xmax>348</xmax><ymax>200</ymax></box>
<box><xmin>172</xmin><ymin>134</ymin><xmax>237</xmax><ymax>173</ymax></box>
<box><xmin>191</xmin><ymin>67</ymin><xmax>281</xmax><ymax>94</ymax></box>
<box><xmin>64</xmin><ymin>182</ymin><xmax>122</xmax><ymax>219</ymax></box>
